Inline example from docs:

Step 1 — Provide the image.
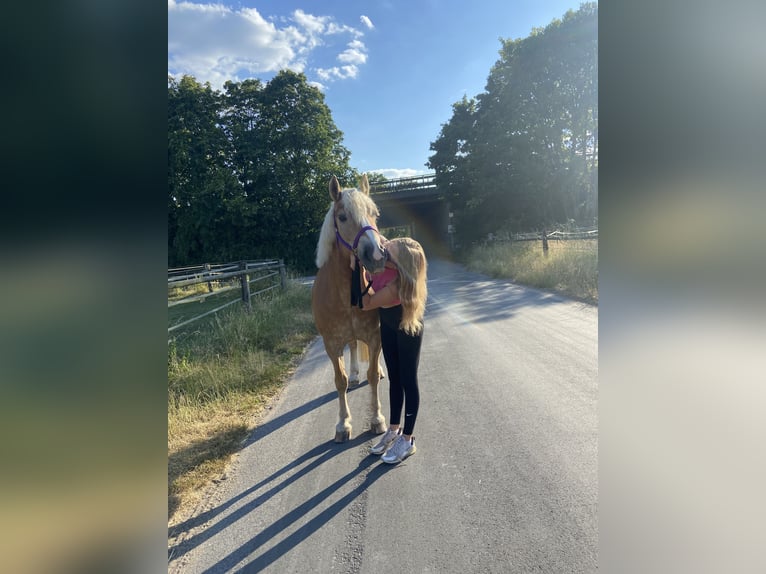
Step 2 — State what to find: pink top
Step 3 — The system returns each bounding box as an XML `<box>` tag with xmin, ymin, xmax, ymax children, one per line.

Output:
<box><xmin>367</xmin><ymin>266</ymin><xmax>400</xmax><ymax>306</ymax></box>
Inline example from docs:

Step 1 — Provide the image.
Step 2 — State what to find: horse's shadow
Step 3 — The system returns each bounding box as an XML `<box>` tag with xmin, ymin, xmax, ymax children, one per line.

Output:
<box><xmin>168</xmin><ymin>380</ymin><xmax>375</xmax><ymax>561</ymax></box>
<box><xmin>168</xmin><ymin>429</ymin><xmax>393</xmax><ymax>570</ymax></box>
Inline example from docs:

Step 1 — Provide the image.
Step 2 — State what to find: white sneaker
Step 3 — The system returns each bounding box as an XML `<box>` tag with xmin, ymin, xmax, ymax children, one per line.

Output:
<box><xmin>381</xmin><ymin>435</ymin><xmax>416</xmax><ymax>464</ymax></box>
<box><xmin>369</xmin><ymin>428</ymin><xmax>400</xmax><ymax>455</ymax></box>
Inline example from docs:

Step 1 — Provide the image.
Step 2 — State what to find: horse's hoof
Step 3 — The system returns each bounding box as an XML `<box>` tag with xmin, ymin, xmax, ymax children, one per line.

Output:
<box><xmin>370</xmin><ymin>421</ymin><xmax>386</xmax><ymax>435</ymax></box>
<box><xmin>349</xmin><ymin>377</ymin><xmax>360</xmax><ymax>386</ymax></box>
<box><xmin>334</xmin><ymin>430</ymin><xmax>351</xmax><ymax>443</ymax></box>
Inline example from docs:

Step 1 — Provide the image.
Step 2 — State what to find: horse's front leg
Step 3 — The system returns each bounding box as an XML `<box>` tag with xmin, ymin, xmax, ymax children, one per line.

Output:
<box><xmin>367</xmin><ymin>340</ymin><xmax>386</xmax><ymax>434</ymax></box>
<box><xmin>348</xmin><ymin>340</ymin><xmax>360</xmax><ymax>385</ymax></box>
<box><xmin>328</xmin><ymin>351</ymin><xmax>352</xmax><ymax>442</ymax></box>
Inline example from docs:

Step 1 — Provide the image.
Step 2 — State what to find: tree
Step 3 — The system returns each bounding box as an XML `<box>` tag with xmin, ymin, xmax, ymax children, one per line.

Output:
<box><xmin>221</xmin><ymin>70</ymin><xmax>352</xmax><ymax>269</ymax></box>
<box><xmin>427</xmin><ymin>3</ymin><xmax>598</xmax><ymax>244</ymax></box>
<box><xmin>427</xmin><ymin>96</ymin><xmax>483</xmax><ymax>243</ymax></box>
<box><xmin>168</xmin><ymin>75</ymin><xmax>235</xmax><ymax>265</ymax></box>
<box><xmin>168</xmin><ymin>70</ymin><xmax>353</xmax><ymax>270</ymax></box>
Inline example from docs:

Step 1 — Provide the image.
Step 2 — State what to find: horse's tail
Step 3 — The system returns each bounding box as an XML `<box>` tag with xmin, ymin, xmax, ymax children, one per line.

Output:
<box><xmin>357</xmin><ymin>340</ymin><xmax>369</xmax><ymax>362</ymax></box>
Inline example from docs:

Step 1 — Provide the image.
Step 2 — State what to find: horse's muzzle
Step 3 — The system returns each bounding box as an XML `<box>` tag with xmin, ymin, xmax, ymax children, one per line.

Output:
<box><xmin>358</xmin><ymin>240</ymin><xmax>387</xmax><ymax>274</ymax></box>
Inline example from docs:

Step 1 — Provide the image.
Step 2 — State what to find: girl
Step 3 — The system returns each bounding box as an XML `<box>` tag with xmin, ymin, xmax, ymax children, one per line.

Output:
<box><xmin>361</xmin><ymin>237</ymin><xmax>428</xmax><ymax>464</ymax></box>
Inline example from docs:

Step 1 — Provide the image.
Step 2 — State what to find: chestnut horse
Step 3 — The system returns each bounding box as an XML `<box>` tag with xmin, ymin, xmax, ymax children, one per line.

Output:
<box><xmin>312</xmin><ymin>174</ymin><xmax>387</xmax><ymax>442</ymax></box>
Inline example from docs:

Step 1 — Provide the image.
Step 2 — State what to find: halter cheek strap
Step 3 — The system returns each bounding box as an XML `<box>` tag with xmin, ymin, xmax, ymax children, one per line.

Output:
<box><xmin>336</xmin><ymin>219</ymin><xmax>379</xmax><ymax>308</ymax></box>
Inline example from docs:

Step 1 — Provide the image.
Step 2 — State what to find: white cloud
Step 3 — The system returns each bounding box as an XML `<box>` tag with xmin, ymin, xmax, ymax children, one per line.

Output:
<box><xmin>168</xmin><ymin>1</ymin><xmax>368</xmax><ymax>89</ymax></box>
<box><xmin>292</xmin><ymin>9</ymin><xmax>328</xmax><ymax>35</ymax></box>
<box><xmin>369</xmin><ymin>168</ymin><xmax>428</xmax><ymax>180</ymax></box>
<box><xmin>338</xmin><ymin>47</ymin><xmax>367</xmax><ymax>65</ymax></box>
<box><xmin>317</xmin><ymin>35</ymin><xmax>369</xmax><ymax>80</ymax></box>
<box><xmin>308</xmin><ymin>80</ymin><xmax>327</xmax><ymax>92</ymax></box>
<box><xmin>360</xmin><ymin>15</ymin><xmax>374</xmax><ymax>30</ymax></box>
<box><xmin>316</xmin><ymin>65</ymin><xmax>359</xmax><ymax>81</ymax></box>
<box><xmin>327</xmin><ymin>22</ymin><xmax>361</xmax><ymax>36</ymax></box>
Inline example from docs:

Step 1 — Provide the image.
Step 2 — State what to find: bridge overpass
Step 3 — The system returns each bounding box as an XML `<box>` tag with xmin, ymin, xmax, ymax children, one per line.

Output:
<box><xmin>369</xmin><ymin>173</ymin><xmax>452</xmax><ymax>257</ymax></box>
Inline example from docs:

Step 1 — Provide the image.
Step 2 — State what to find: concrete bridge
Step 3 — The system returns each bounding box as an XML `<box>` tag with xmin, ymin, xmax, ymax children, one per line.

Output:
<box><xmin>369</xmin><ymin>173</ymin><xmax>452</xmax><ymax>257</ymax></box>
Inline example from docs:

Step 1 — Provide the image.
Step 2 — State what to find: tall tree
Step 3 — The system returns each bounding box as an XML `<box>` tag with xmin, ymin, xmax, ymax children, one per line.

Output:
<box><xmin>427</xmin><ymin>3</ymin><xmax>597</xmax><ymax>244</ymax></box>
<box><xmin>168</xmin><ymin>70</ymin><xmax>353</xmax><ymax>270</ymax></box>
<box><xmin>427</xmin><ymin>96</ymin><xmax>482</xmax><ymax>242</ymax></box>
<box><xmin>221</xmin><ymin>70</ymin><xmax>352</xmax><ymax>269</ymax></box>
<box><xmin>168</xmin><ymin>75</ymin><xmax>236</xmax><ymax>265</ymax></box>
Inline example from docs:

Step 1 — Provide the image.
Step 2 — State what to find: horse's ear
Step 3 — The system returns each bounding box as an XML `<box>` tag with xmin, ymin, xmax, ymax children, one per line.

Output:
<box><xmin>359</xmin><ymin>173</ymin><xmax>370</xmax><ymax>195</ymax></box>
<box><xmin>329</xmin><ymin>176</ymin><xmax>342</xmax><ymax>201</ymax></box>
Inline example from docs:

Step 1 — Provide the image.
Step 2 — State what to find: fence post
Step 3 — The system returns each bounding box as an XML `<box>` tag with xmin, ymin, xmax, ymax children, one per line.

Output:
<box><xmin>279</xmin><ymin>259</ymin><xmax>287</xmax><ymax>291</ymax></box>
<box><xmin>240</xmin><ymin>261</ymin><xmax>251</xmax><ymax>311</ymax></box>
<box><xmin>203</xmin><ymin>263</ymin><xmax>214</xmax><ymax>292</ymax></box>
<box><xmin>542</xmin><ymin>229</ymin><xmax>549</xmax><ymax>257</ymax></box>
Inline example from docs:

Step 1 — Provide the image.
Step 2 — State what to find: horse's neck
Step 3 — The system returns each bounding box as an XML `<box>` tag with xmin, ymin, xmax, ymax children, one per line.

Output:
<box><xmin>328</xmin><ymin>244</ymin><xmax>353</xmax><ymax>277</ymax></box>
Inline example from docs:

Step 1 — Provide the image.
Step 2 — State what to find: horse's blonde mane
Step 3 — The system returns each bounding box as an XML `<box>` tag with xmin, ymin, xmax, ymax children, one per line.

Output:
<box><xmin>315</xmin><ymin>184</ymin><xmax>380</xmax><ymax>269</ymax></box>
<box><xmin>315</xmin><ymin>203</ymin><xmax>337</xmax><ymax>268</ymax></box>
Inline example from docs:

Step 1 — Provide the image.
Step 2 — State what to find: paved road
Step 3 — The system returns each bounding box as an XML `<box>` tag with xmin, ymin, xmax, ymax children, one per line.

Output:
<box><xmin>169</xmin><ymin>259</ymin><xmax>598</xmax><ymax>573</ymax></box>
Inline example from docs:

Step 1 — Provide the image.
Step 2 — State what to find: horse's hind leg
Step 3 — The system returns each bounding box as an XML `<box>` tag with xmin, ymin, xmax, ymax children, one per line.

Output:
<box><xmin>367</xmin><ymin>342</ymin><xmax>386</xmax><ymax>434</ymax></box>
<box><xmin>328</xmin><ymin>351</ymin><xmax>353</xmax><ymax>442</ymax></box>
<box><xmin>348</xmin><ymin>341</ymin><xmax>360</xmax><ymax>385</ymax></box>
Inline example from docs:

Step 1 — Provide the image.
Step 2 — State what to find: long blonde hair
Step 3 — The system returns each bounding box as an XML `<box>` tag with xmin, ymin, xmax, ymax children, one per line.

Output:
<box><xmin>390</xmin><ymin>237</ymin><xmax>428</xmax><ymax>335</ymax></box>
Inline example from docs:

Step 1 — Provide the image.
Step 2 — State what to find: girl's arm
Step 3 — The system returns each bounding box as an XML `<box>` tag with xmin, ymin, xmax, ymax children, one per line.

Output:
<box><xmin>361</xmin><ymin>278</ymin><xmax>399</xmax><ymax>311</ymax></box>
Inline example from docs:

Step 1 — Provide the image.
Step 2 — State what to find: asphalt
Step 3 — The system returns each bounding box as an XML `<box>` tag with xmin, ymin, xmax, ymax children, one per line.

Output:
<box><xmin>168</xmin><ymin>258</ymin><xmax>598</xmax><ymax>573</ymax></box>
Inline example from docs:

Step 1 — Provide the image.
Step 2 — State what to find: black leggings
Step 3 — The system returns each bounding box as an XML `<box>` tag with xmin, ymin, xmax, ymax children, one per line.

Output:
<box><xmin>379</xmin><ymin>305</ymin><xmax>423</xmax><ymax>436</ymax></box>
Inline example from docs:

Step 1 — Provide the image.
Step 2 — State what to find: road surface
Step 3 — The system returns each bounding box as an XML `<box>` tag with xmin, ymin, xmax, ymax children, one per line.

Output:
<box><xmin>169</xmin><ymin>258</ymin><xmax>598</xmax><ymax>573</ymax></box>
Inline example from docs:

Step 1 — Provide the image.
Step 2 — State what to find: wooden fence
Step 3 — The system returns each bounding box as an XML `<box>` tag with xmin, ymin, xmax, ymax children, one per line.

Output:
<box><xmin>168</xmin><ymin>259</ymin><xmax>287</xmax><ymax>334</ymax></box>
<box><xmin>484</xmin><ymin>228</ymin><xmax>598</xmax><ymax>256</ymax></box>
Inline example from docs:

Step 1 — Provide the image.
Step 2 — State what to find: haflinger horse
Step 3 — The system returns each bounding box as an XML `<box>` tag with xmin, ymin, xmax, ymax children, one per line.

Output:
<box><xmin>312</xmin><ymin>174</ymin><xmax>387</xmax><ymax>442</ymax></box>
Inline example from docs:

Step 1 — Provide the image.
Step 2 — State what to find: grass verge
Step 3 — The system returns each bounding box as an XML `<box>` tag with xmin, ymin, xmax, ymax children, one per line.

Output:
<box><xmin>460</xmin><ymin>239</ymin><xmax>598</xmax><ymax>304</ymax></box>
<box><xmin>168</xmin><ymin>280</ymin><xmax>316</xmax><ymax>525</ymax></box>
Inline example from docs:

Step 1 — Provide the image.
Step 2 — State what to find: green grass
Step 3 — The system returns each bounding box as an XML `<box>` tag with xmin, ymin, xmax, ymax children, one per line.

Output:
<box><xmin>460</xmin><ymin>239</ymin><xmax>598</xmax><ymax>304</ymax></box>
<box><xmin>168</xmin><ymin>280</ymin><xmax>317</xmax><ymax>524</ymax></box>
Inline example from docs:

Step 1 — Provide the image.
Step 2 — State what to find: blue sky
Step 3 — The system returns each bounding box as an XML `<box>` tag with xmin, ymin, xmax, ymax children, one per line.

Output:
<box><xmin>168</xmin><ymin>0</ymin><xmax>586</xmax><ymax>179</ymax></box>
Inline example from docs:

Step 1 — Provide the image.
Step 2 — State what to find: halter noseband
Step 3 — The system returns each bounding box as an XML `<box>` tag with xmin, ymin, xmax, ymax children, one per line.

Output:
<box><xmin>335</xmin><ymin>221</ymin><xmax>379</xmax><ymax>257</ymax></box>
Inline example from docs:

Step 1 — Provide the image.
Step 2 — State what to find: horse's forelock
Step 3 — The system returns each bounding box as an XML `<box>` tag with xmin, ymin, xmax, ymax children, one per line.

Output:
<box><xmin>342</xmin><ymin>188</ymin><xmax>380</xmax><ymax>224</ymax></box>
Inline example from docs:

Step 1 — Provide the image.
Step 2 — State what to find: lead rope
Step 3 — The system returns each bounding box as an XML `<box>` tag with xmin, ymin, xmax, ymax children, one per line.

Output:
<box><xmin>350</xmin><ymin>262</ymin><xmax>373</xmax><ymax>309</ymax></box>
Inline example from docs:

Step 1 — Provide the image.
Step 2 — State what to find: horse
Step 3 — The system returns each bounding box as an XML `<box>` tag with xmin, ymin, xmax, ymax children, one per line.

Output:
<box><xmin>312</xmin><ymin>174</ymin><xmax>387</xmax><ymax>442</ymax></box>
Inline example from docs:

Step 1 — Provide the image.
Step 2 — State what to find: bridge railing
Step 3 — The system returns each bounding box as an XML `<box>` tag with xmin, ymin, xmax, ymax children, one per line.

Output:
<box><xmin>369</xmin><ymin>173</ymin><xmax>436</xmax><ymax>195</ymax></box>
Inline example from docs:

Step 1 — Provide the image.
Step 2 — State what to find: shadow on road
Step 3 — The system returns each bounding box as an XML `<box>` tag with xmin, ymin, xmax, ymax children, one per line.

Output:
<box><xmin>168</xmin><ymin>434</ymin><xmax>394</xmax><ymax>571</ymax></box>
<box><xmin>425</xmin><ymin>258</ymin><xmax>576</xmax><ymax>325</ymax></box>
<box><xmin>208</xmin><ymin>453</ymin><xmax>391</xmax><ymax>573</ymax></box>
<box><xmin>168</xmin><ymin>380</ymin><xmax>370</xmax><ymax>537</ymax></box>
<box><xmin>168</xmin><ymin>424</ymin><xmax>250</xmax><ymax>520</ymax></box>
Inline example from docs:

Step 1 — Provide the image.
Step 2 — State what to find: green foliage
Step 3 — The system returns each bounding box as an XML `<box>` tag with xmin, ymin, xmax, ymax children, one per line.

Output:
<box><xmin>168</xmin><ymin>71</ymin><xmax>353</xmax><ymax>271</ymax></box>
<box><xmin>428</xmin><ymin>4</ymin><xmax>598</xmax><ymax>245</ymax></box>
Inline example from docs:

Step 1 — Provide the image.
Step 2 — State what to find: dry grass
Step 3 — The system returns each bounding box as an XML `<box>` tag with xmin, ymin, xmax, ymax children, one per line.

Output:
<box><xmin>168</xmin><ymin>281</ymin><xmax>213</xmax><ymax>300</ymax></box>
<box><xmin>462</xmin><ymin>239</ymin><xmax>598</xmax><ymax>304</ymax></box>
<box><xmin>167</xmin><ymin>281</ymin><xmax>316</xmax><ymax>525</ymax></box>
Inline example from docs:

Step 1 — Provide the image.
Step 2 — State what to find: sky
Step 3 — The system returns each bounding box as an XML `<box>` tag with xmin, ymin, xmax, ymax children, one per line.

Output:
<box><xmin>168</xmin><ymin>0</ymin><xmax>586</xmax><ymax>180</ymax></box>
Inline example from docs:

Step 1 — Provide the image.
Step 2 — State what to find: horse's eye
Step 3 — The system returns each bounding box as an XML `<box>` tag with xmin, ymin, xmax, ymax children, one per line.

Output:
<box><xmin>338</xmin><ymin>213</ymin><xmax>347</xmax><ymax>223</ymax></box>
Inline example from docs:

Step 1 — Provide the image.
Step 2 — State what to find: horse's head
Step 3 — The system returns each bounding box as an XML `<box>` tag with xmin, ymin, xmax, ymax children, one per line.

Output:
<box><xmin>329</xmin><ymin>174</ymin><xmax>387</xmax><ymax>274</ymax></box>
